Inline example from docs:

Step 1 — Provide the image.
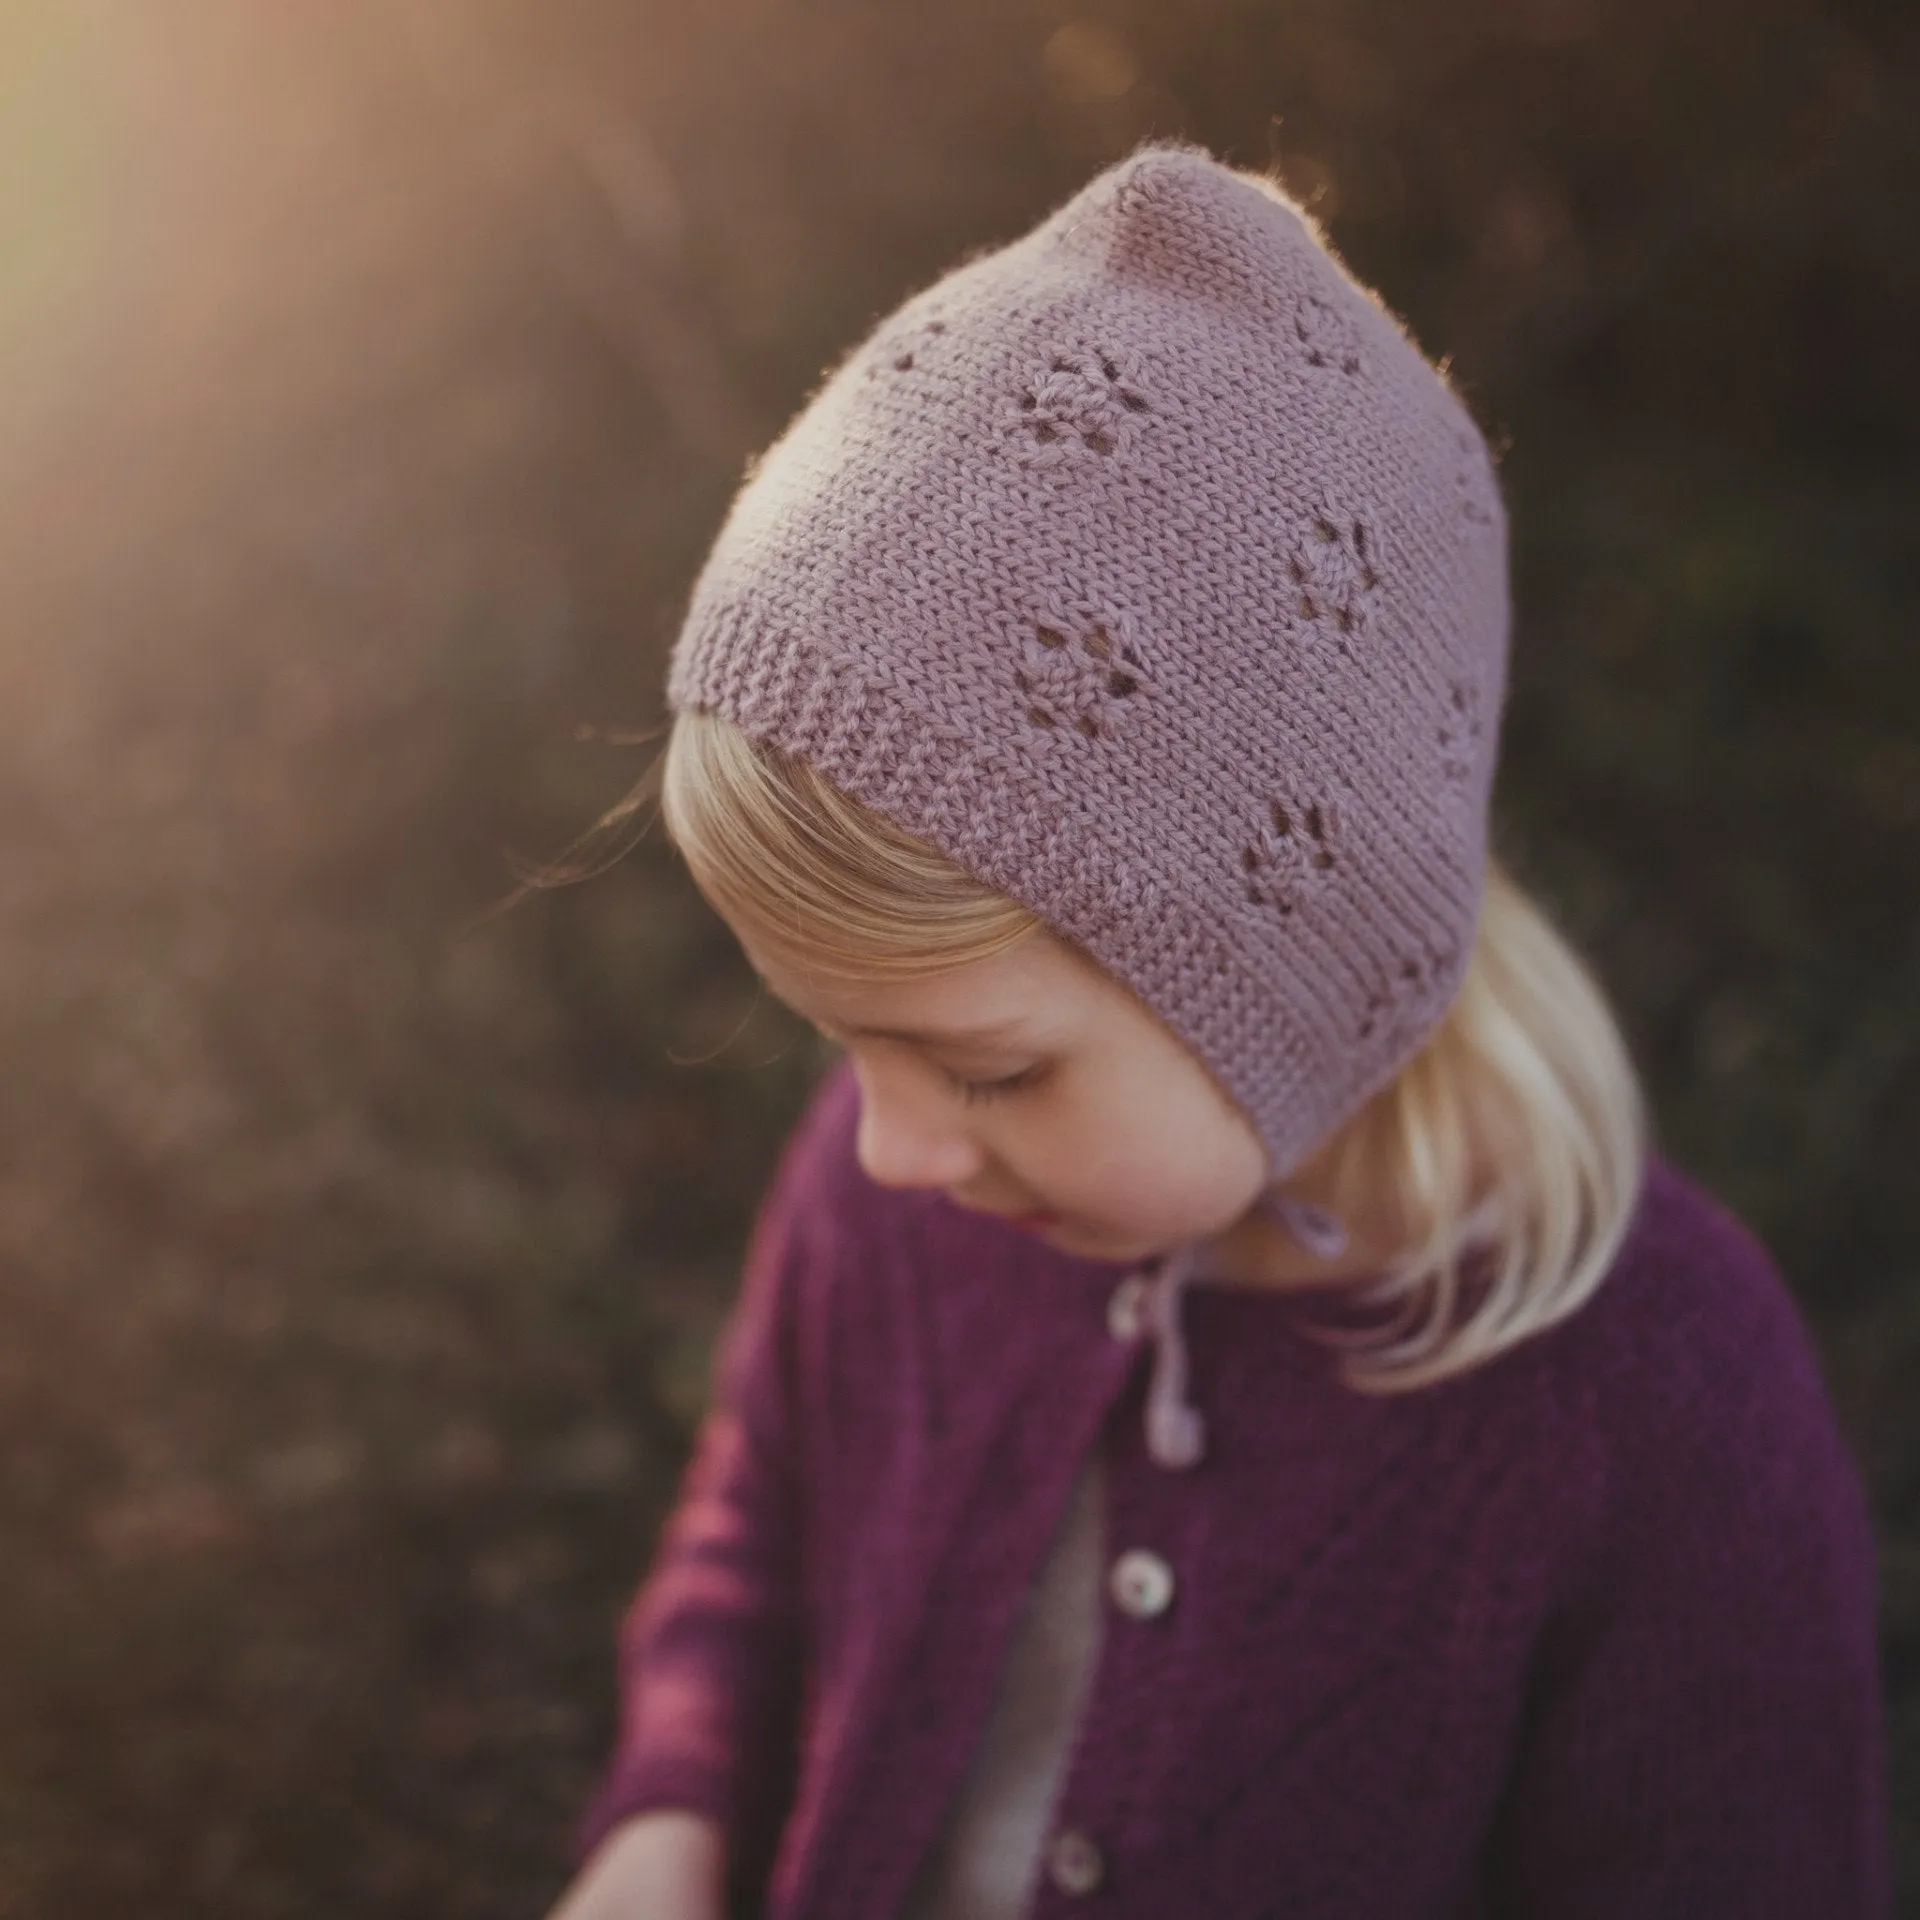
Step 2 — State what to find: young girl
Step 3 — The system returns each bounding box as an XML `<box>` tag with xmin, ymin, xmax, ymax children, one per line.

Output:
<box><xmin>547</xmin><ymin>140</ymin><xmax>1887</xmax><ymax>1918</ymax></box>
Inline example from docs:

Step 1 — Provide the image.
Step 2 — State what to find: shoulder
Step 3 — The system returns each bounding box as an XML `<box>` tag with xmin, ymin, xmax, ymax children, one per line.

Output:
<box><xmin>1515</xmin><ymin>1151</ymin><xmax>1872</xmax><ymax>1580</ymax></box>
<box><xmin>1544</xmin><ymin>1152</ymin><xmax>1838</xmax><ymax>1440</ymax></box>
<box><xmin>1472</xmin><ymin>1162</ymin><xmax>1888</xmax><ymax>1914</ymax></box>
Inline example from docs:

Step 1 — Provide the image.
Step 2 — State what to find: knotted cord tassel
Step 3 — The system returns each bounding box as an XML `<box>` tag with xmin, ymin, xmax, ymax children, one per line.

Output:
<box><xmin>1143</xmin><ymin>1241</ymin><xmax>1206</xmax><ymax>1469</ymax></box>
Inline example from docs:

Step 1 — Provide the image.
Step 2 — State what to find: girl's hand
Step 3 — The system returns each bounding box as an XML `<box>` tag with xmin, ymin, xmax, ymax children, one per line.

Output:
<box><xmin>544</xmin><ymin>1809</ymin><xmax>725</xmax><ymax>1920</ymax></box>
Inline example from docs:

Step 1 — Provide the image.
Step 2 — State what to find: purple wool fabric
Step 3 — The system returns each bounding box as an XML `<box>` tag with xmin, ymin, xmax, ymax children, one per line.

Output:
<box><xmin>577</xmin><ymin>1061</ymin><xmax>1888</xmax><ymax>1917</ymax></box>
<box><xmin>665</xmin><ymin>137</ymin><xmax>1508</xmax><ymax>1178</ymax></box>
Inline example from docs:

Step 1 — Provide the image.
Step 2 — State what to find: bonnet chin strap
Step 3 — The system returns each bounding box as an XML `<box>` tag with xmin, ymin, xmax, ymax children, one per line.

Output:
<box><xmin>1260</xmin><ymin>1189</ymin><xmax>1350</xmax><ymax>1259</ymax></box>
<box><xmin>1140</xmin><ymin>1190</ymin><xmax>1350</xmax><ymax>1471</ymax></box>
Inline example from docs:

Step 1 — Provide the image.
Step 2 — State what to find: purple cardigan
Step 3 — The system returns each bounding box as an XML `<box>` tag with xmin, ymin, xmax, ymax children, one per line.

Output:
<box><xmin>578</xmin><ymin>1060</ymin><xmax>1888</xmax><ymax>1917</ymax></box>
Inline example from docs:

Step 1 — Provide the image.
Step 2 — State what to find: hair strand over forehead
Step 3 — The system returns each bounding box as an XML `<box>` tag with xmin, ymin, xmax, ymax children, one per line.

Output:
<box><xmin>661</xmin><ymin>708</ymin><xmax>1045</xmax><ymax>983</ymax></box>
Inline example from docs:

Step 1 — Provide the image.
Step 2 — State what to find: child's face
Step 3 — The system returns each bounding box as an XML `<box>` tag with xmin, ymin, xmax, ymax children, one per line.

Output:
<box><xmin>727</xmin><ymin>917</ymin><xmax>1272</xmax><ymax>1266</ymax></box>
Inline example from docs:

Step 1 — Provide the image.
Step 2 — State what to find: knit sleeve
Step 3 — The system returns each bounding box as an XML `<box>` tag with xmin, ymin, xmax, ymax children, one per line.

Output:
<box><xmin>1484</xmin><ymin>1202</ymin><xmax>1890</xmax><ymax>1918</ymax></box>
<box><xmin>572</xmin><ymin>1062</ymin><xmax>855</xmax><ymax>1906</ymax></box>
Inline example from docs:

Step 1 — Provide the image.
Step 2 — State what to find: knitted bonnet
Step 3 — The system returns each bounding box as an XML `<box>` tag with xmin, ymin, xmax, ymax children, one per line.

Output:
<box><xmin>667</xmin><ymin>137</ymin><xmax>1509</xmax><ymax>1184</ymax></box>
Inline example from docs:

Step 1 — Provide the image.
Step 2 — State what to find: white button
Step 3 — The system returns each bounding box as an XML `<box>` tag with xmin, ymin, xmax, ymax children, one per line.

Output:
<box><xmin>1106</xmin><ymin>1273</ymin><xmax>1152</xmax><ymax>1341</ymax></box>
<box><xmin>1046</xmin><ymin>1827</ymin><xmax>1105</xmax><ymax>1896</ymax></box>
<box><xmin>1109</xmin><ymin>1548</ymin><xmax>1175</xmax><ymax>1619</ymax></box>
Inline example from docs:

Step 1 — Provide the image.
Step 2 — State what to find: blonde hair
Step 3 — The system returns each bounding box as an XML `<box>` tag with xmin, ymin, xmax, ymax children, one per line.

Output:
<box><xmin>654</xmin><ymin>706</ymin><xmax>1649</xmax><ymax>1393</ymax></box>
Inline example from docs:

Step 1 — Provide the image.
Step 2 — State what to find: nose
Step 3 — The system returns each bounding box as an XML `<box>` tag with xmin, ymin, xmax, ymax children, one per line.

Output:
<box><xmin>852</xmin><ymin>1062</ymin><xmax>985</xmax><ymax>1192</ymax></box>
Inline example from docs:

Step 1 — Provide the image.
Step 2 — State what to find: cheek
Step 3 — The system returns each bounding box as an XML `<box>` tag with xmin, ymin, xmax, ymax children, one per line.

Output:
<box><xmin>1024</xmin><ymin>1058</ymin><xmax>1265</xmax><ymax>1234</ymax></box>
<box><xmin>1100</xmin><ymin>1128</ymin><xmax>1260</xmax><ymax>1226</ymax></box>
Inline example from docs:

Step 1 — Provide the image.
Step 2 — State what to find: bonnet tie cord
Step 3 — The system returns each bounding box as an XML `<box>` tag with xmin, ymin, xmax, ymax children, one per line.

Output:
<box><xmin>1143</xmin><ymin>1238</ymin><xmax>1207</xmax><ymax>1470</ymax></box>
<box><xmin>1139</xmin><ymin>1191</ymin><xmax>1350</xmax><ymax>1471</ymax></box>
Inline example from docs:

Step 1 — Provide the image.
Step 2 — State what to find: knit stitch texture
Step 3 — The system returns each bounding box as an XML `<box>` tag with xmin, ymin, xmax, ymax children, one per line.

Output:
<box><xmin>577</xmin><ymin>1061</ymin><xmax>1889</xmax><ymax>1917</ymax></box>
<box><xmin>664</xmin><ymin>138</ymin><xmax>1509</xmax><ymax>1177</ymax></box>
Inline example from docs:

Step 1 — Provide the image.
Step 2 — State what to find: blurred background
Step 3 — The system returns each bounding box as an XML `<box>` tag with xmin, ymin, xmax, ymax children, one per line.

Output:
<box><xmin>0</xmin><ymin>0</ymin><xmax>1914</xmax><ymax>1911</ymax></box>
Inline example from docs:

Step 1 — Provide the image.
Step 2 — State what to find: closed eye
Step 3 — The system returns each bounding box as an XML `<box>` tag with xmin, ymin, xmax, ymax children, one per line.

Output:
<box><xmin>812</xmin><ymin>1019</ymin><xmax>1052</xmax><ymax>1106</ymax></box>
<box><xmin>943</xmin><ymin>1062</ymin><xmax>1048</xmax><ymax>1105</ymax></box>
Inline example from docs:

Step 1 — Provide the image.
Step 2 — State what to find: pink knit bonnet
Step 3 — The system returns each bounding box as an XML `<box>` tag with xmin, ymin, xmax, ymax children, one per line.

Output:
<box><xmin>666</xmin><ymin>136</ymin><xmax>1509</xmax><ymax>1189</ymax></box>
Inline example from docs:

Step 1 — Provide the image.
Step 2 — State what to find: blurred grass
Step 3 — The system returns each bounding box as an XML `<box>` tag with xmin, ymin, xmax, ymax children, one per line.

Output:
<box><xmin>0</xmin><ymin>0</ymin><xmax>1914</xmax><ymax>1911</ymax></box>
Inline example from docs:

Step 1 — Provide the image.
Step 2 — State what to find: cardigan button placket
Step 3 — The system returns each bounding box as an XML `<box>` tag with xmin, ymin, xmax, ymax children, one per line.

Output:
<box><xmin>1108</xmin><ymin>1547</ymin><xmax>1175</xmax><ymax>1619</ymax></box>
<box><xmin>1106</xmin><ymin>1272</ymin><xmax>1153</xmax><ymax>1342</ymax></box>
<box><xmin>1045</xmin><ymin>1826</ymin><xmax>1106</xmax><ymax>1897</ymax></box>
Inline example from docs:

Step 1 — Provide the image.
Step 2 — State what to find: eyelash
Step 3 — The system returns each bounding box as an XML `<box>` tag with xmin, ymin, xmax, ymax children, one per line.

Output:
<box><xmin>943</xmin><ymin>1063</ymin><xmax>1046</xmax><ymax>1105</ymax></box>
<box><xmin>816</xmin><ymin>1028</ymin><xmax>1046</xmax><ymax>1106</ymax></box>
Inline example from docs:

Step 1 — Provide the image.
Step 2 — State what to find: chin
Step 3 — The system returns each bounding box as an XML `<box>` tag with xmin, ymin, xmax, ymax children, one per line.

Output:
<box><xmin>1046</xmin><ymin>1217</ymin><xmax>1151</xmax><ymax>1260</ymax></box>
